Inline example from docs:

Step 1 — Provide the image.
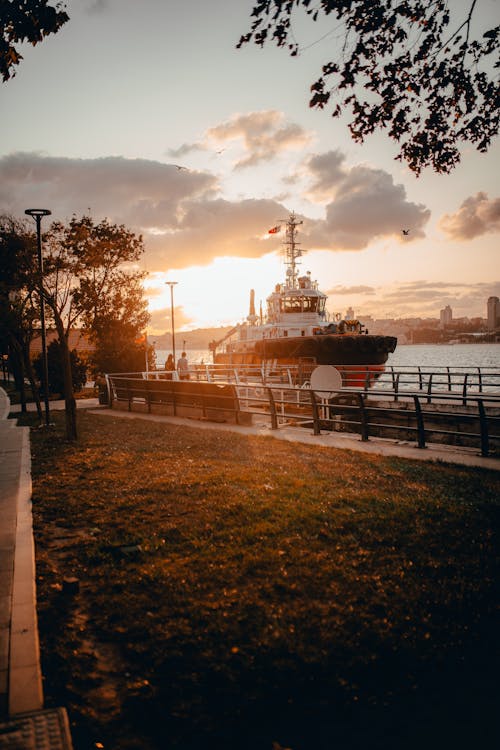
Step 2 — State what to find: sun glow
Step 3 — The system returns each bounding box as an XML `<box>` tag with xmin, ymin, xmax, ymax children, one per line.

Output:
<box><xmin>145</xmin><ymin>253</ymin><xmax>284</xmax><ymax>334</ymax></box>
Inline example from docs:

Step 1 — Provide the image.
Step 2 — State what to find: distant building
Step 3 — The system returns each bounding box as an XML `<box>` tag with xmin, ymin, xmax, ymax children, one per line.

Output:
<box><xmin>487</xmin><ymin>296</ymin><xmax>500</xmax><ymax>330</ymax></box>
<box><xmin>345</xmin><ymin>306</ymin><xmax>355</xmax><ymax>320</ymax></box>
<box><xmin>439</xmin><ymin>305</ymin><xmax>453</xmax><ymax>327</ymax></box>
<box><xmin>30</xmin><ymin>329</ymin><xmax>95</xmax><ymax>358</ymax></box>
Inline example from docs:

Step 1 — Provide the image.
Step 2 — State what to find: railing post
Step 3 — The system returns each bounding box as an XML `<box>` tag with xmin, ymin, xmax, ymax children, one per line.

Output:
<box><xmin>199</xmin><ymin>381</ymin><xmax>207</xmax><ymax>419</ymax></box>
<box><xmin>267</xmin><ymin>387</ymin><xmax>278</xmax><ymax>430</ymax></box>
<box><xmin>128</xmin><ymin>380</ymin><xmax>132</xmax><ymax>411</ymax></box>
<box><xmin>356</xmin><ymin>392</ymin><xmax>368</xmax><ymax>441</ymax></box>
<box><xmin>106</xmin><ymin>374</ymin><xmax>113</xmax><ymax>407</ymax></box>
<box><xmin>447</xmin><ymin>366</ymin><xmax>451</xmax><ymax>391</ymax></box>
<box><xmin>462</xmin><ymin>373</ymin><xmax>468</xmax><ymax>406</ymax></box>
<box><xmin>309</xmin><ymin>390</ymin><xmax>321</xmax><ymax>435</ymax></box>
<box><xmin>413</xmin><ymin>395</ymin><xmax>426</xmax><ymax>449</ymax></box>
<box><xmin>394</xmin><ymin>372</ymin><xmax>400</xmax><ymax>402</ymax></box>
<box><xmin>232</xmin><ymin>384</ymin><xmax>242</xmax><ymax>425</ymax></box>
<box><xmin>478</xmin><ymin>367</ymin><xmax>483</xmax><ymax>394</ymax></box>
<box><xmin>477</xmin><ymin>399</ymin><xmax>489</xmax><ymax>457</ymax></box>
<box><xmin>418</xmin><ymin>366</ymin><xmax>423</xmax><ymax>391</ymax></box>
<box><xmin>364</xmin><ymin>367</ymin><xmax>370</xmax><ymax>392</ymax></box>
<box><xmin>427</xmin><ymin>373</ymin><xmax>433</xmax><ymax>404</ymax></box>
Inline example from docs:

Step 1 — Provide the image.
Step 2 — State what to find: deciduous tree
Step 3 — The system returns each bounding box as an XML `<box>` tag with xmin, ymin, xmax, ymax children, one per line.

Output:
<box><xmin>42</xmin><ymin>215</ymin><xmax>150</xmax><ymax>439</ymax></box>
<box><xmin>238</xmin><ymin>0</ymin><xmax>499</xmax><ymax>174</ymax></box>
<box><xmin>64</xmin><ymin>215</ymin><xmax>150</xmax><ymax>376</ymax></box>
<box><xmin>0</xmin><ymin>215</ymin><xmax>42</xmax><ymax>417</ymax></box>
<box><xmin>1</xmin><ymin>213</ymin><xmax>150</xmax><ymax>439</ymax></box>
<box><xmin>1</xmin><ymin>0</ymin><xmax>69</xmax><ymax>82</ymax></box>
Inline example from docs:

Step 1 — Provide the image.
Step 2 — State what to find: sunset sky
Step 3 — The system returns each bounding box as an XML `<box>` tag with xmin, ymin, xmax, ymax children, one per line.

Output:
<box><xmin>1</xmin><ymin>0</ymin><xmax>499</xmax><ymax>334</ymax></box>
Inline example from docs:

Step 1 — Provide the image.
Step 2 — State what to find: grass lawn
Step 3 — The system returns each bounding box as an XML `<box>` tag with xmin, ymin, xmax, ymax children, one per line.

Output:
<box><xmin>22</xmin><ymin>409</ymin><xmax>499</xmax><ymax>750</ymax></box>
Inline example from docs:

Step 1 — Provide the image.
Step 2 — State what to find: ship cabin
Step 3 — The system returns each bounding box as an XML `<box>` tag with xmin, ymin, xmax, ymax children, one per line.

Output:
<box><xmin>265</xmin><ymin>273</ymin><xmax>327</xmax><ymax>336</ymax></box>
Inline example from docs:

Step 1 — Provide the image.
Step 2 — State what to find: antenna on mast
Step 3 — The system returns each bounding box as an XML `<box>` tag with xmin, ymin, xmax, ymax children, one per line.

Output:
<box><xmin>282</xmin><ymin>212</ymin><xmax>303</xmax><ymax>289</ymax></box>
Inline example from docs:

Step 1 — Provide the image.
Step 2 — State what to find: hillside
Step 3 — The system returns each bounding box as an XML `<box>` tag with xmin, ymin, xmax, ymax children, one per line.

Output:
<box><xmin>152</xmin><ymin>326</ymin><xmax>235</xmax><ymax>350</ymax></box>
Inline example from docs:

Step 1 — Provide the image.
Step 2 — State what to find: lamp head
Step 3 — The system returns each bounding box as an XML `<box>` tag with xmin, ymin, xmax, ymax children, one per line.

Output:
<box><xmin>25</xmin><ymin>208</ymin><xmax>52</xmax><ymax>218</ymax></box>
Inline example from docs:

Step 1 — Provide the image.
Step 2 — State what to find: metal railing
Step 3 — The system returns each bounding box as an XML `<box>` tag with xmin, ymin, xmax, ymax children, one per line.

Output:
<box><xmin>108</xmin><ymin>363</ymin><xmax>500</xmax><ymax>400</ymax></box>
<box><xmin>105</xmin><ymin>373</ymin><xmax>500</xmax><ymax>458</ymax></box>
<box><xmin>376</xmin><ymin>365</ymin><xmax>500</xmax><ymax>405</ymax></box>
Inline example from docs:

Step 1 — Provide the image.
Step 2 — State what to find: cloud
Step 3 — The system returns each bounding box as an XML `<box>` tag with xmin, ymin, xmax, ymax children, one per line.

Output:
<box><xmin>85</xmin><ymin>0</ymin><xmax>110</xmax><ymax>13</ymax></box>
<box><xmin>302</xmin><ymin>155</ymin><xmax>430</xmax><ymax>249</ymax></box>
<box><xmin>326</xmin><ymin>285</ymin><xmax>376</xmax><ymax>296</ymax></box>
<box><xmin>305</xmin><ymin>150</ymin><xmax>346</xmax><ymax>200</ymax></box>
<box><xmin>0</xmin><ymin>147</ymin><xmax>431</xmax><ymax>274</ymax></box>
<box><xmin>207</xmin><ymin>111</ymin><xmax>312</xmax><ymax>169</ymax></box>
<box><xmin>391</xmin><ymin>281</ymin><xmax>468</xmax><ymax>292</ymax></box>
<box><xmin>371</xmin><ymin>280</ymin><xmax>500</xmax><ymax>318</ymax></box>
<box><xmin>439</xmin><ymin>192</ymin><xmax>500</xmax><ymax>240</ymax></box>
<box><xmin>149</xmin><ymin>306</ymin><xmax>193</xmax><ymax>333</ymax></box>
<box><xmin>0</xmin><ymin>152</ymin><xmax>217</xmax><ymax>230</ymax></box>
<box><xmin>167</xmin><ymin>142</ymin><xmax>207</xmax><ymax>158</ymax></box>
<box><xmin>145</xmin><ymin>197</ymin><xmax>287</xmax><ymax>269</ymax></box>
<box><xmin>0</xmin><ymin>151</ymin><xmax>291</xmax><ymax>270</ymax></box>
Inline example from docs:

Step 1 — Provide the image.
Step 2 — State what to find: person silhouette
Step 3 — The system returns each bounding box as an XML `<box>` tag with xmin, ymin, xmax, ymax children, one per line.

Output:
<box><xmin>177</xmin><ymin>351</ymin><xmax>189</xmax><ymax>380</ymax></box>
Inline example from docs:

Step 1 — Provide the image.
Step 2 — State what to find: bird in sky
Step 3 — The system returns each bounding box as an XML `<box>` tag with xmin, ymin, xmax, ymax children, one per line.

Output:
<box><xmin>174</xmin><ymin>164</ymin><xmax>187</xmax><ymax>171</ymax></box>
<box><xmin>401</xmin><ymin>229</ymin><xmax>410</xmax><ymax>235</ymax></box>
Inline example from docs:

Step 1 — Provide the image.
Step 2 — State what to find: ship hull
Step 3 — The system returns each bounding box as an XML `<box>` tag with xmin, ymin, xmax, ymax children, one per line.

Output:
<box><xmin>214</xmin><ymin>333</ymin><xmax>397</xmax><ymax>387</ymax></box>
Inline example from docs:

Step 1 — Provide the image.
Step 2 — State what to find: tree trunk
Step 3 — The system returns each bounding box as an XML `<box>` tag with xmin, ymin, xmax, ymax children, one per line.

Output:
<box><xmin>22</xmin><ymin>340</ymin><xmax>42</xmax><ymax>421</ymax></box>
<box><xmin>54</xmin><ymin>314</ymin><xmax>77</xmax><ymax>441</ymax></box>
<box><xmin>9</xmin><ymin>337</ymin><xmax>27</xmax><ymax>413</ymax></box>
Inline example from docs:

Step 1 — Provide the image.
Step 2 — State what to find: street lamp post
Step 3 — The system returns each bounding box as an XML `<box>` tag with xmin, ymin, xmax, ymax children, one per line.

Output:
<box><xmin>25</xmin><ymin>208</ymin><xmax>52</xmax><ymax>426</ymax></box>
<box><xmin>165</xmin><ymin>281</ymin><xmax>177</xmax><ymax>366</ymax></box>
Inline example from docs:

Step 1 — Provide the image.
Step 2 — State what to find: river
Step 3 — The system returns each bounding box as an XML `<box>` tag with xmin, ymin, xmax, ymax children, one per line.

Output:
<box><xmin>387</xmin><ymin>343</ymin><xmax>499</xmax><ymax>369</ymax></box>
<box><xmin>155</xmin><ymin>343</ymin><xmax>499</xmax><ymax>370</ymax></box>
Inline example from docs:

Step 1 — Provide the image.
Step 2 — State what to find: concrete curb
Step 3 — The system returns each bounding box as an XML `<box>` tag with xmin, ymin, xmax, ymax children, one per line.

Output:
<box><xmin>0</xmin><ymin>392</ymin><xmax>9</xmax><ymax>421</ymax></box>
<box><xmin>0</xmin><ymin>384</ymin><xmax>73</xmax><ymax>749</ymax></box>
<box><xmin>8</xmin><ymin>425</ymin><xmax>43</xmax><ymax>716</ymax></box>
<box><xmin>0</xmin><ymin>388</ymin><xmax>43</xmax><ymax>718</ymax></box>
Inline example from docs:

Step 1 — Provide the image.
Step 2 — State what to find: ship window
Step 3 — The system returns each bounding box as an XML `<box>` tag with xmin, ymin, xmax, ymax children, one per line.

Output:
<box><xmin>282</xmin><ymin>296</ymin><xmax>302</xmax><ymax>313</ymax></box>
<box><xmin>302</xmin><ymin>297</ymin><xmax>318</xmax><ymax>312</ymax></box>
<box><xmin>282</xmin><ymin>295</ymin><xmax>320</xmax><ymax>313</ymax></box>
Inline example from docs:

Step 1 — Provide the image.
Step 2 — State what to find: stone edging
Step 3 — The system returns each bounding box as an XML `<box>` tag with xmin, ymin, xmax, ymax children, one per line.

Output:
<box><xmin>8</xmin><ymin>425</ymin><xmax>43</xmax><ymax>716</ymax></box>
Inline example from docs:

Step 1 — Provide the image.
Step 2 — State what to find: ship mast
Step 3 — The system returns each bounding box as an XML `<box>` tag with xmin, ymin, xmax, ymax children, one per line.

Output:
<box><xmin>282</xmin><ymin>212</ymin><xmax>303</xmax><ymax>289</ymax></box>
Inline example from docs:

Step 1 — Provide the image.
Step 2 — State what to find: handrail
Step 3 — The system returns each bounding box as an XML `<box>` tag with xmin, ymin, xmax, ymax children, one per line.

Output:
<box><xmin>105</xmin><ymin>365</ymin><xmax>500</xmax><ymax>413</ymax></box>
<box><xmin>106</xmin><ymin>374</ymin><xmax>500</xmax><ymax>458</ymax></box>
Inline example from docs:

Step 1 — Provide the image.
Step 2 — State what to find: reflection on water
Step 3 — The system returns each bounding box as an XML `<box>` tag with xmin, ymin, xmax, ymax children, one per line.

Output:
<box><xmin>387</xmin><ymin>343</ymin><xmax>500</xmax><ymax>369</ymax></box>
<box><xmin>153</xmin><ymin>344</ymin><xmax>500</xmax><ymax>395</ymax></box>
<box><xmin>157</xmin><ymin>344</ymin><xmax>500</xmax><ymax>370</ymax></box>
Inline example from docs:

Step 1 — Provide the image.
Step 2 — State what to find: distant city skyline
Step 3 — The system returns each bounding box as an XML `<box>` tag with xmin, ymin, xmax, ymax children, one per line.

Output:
<box><xmin>1</xmin><ymin>0</ymin><xmax>499</xmax><ymax>332</ymax></box>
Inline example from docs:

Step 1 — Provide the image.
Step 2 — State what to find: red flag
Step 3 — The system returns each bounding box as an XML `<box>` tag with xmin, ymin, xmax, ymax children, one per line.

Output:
<box><xmin>268</xmin><ymin>225</ymin><xmax>280</xmax><ymax>234</ymax></box>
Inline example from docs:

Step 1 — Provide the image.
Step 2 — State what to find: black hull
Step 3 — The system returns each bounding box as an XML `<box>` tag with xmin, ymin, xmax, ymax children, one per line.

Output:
<box><xmin>251</xmin><ymin>334</ymin><xmax>397</xmax><ymax>366</ymax></box>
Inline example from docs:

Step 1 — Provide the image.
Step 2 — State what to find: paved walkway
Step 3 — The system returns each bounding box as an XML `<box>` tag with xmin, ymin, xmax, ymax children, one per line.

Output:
<box><xmin>0</xmin><ymin>387</ymin><xmax>73</xmax><ymax>748</ymax></box>
<box><xmin>9</xmin><ymin>394</ymin><xmax>498</xmax><ymax>470</ymax></box>
<box><xmin>0</xmin><ymin>388</ymin><xmax>41</xmax><ymax>720</ymax></box>
<box><xmin>88</xmin><ymin>405</ymin><xmax>500</xmax><ymax>471</ymax></box>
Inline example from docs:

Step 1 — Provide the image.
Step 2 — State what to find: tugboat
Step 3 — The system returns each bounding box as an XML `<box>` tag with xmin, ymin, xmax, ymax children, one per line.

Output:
<box><xmin>209</xmin><ymin>213</ymin><xmax>397</xmax><ymax>386</ymax></box>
